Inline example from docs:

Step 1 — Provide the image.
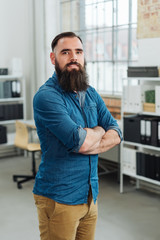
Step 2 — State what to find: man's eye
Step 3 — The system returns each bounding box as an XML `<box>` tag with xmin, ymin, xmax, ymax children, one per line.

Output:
<box><xmin>62</xmin><ymin>51</ymin><xmax>69</xmax><ymax>55</ymax></box>
<box><xmin>77</xmin><ymin>51</ymin><xmax>82</xmax><ymax>54</ymax></box>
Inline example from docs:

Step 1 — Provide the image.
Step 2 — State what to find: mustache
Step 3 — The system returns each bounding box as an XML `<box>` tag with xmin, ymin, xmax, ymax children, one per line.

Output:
<box><xmin>66</xmin><ymin>62</ymin><xmax>82</xmax><ymax>67</ymax></box>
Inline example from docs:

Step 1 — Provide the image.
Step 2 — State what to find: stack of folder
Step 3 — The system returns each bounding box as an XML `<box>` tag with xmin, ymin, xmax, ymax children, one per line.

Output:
<box><xmin>0</xmin><ymin>104</ymin><xmax>23</xmax><ymax>121</ymax></box>
<box><xmin>123</xmin><ymin>85</ymin><xmax>155</xmax><ymax>113</ymax></box>
<box><xmin>124</xmin><ymin>115</ymin><xmax>160</xmax><ymax>147</ymax></box>
<box><xmin>127</xmin><ymin>66</ymin><xmax>159</xmax><ymax>77</ymax></box>
<box><xmin>0</xmin><ymin>125</ymin><xmax>7</xmax><ymax>144</ymax></box>
<box><xmin>136</xmin><ymin>152</ymin><xmax>160</xmax><ymax>181</ymax></box>
<box><xmin>140</xmin><ymin>117</ymin><xmax>160</xmax><ymax>147</ymax></box>
<box><xmin>0</xmin><ymin>80</ymin><xmax>21</xmax><ymax>98</ymax></box>
<box><xmin>124</xmin><ymin>115</ymin><xmax>141</xmax><ymax>143</ymax></box>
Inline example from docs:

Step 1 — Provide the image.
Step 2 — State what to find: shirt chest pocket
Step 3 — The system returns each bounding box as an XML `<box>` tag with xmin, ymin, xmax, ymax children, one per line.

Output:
<box><xmin>83</xmin><ymin>103</ymin><xmax>98</xmax><ymax>127</ymax></box>
<box><xmin>69</xmin><ymin>109</ymin><xmax>85</xmax><ymax>127</ymax></box>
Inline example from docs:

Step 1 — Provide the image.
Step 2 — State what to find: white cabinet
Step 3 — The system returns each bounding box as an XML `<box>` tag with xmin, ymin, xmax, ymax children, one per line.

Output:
<box><xmin>120</xmin><ymin>77</ymin><xmax>160</xmax><ymax>193</ymax></box>
<box><xmin>0</xmin><ymin>74</ymin><xmax>26</xmax><ymax>155</ymax></box>
<box><xmin>155</xmin><ymin>86</ymin><xmax>160</xmax><ymax>114</ymax></box>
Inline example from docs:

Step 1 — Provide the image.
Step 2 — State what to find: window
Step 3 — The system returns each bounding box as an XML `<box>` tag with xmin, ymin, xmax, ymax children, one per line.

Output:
<box><xmin>60</xmin><ymin>0</ymin><xmax>138</xmax><ymax>95</ymax></box>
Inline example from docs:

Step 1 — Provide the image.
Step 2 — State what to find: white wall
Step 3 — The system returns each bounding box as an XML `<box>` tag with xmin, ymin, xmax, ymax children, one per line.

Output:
<box><xmin>0</xmin><ymin>0</ymin><xmax>31</xmax><ymax>70</ymax></box>
<box><xmin>0</xmin><ymin>0</ymin><xmax>60</xmax><ymax>119</ymax></box>
<box><xmin>0</xmin><ymin>0</ymin><xmax>35</xmax><ymax>119</ymax></box>
<box><xmin>137</xmin><ymin>38</ymin><xmax>160</xmax><ymax>66</ymax></box>
<box><xmin>45</xmin><ymin>0</ymin><xmax>60</xmax><ymax>81</ymax></box>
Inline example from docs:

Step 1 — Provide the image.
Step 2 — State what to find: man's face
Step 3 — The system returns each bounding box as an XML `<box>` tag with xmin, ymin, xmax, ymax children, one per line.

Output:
<box><xmin>50</xmin><ymin>37</ymin><xmax>85</xmax><ymax>71</ymax></box>
<box><xmin>50</xmin><ymin>37</ymin><xmax>89</xmax><ymax>92</ymax></box>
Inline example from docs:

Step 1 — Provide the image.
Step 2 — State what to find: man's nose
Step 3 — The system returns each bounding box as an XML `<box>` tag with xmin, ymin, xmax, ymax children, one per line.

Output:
<box><xmin>70</xmin><ymin>52</ymin><xmax>77</xmax><ymax>62</ymax></box>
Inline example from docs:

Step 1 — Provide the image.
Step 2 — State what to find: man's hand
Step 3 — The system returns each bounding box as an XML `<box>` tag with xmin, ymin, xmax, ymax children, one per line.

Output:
<box><xmin>78</xmin><ymin>126</ymin><xmax>105</xmax><ymax>153</ymax></box>
<box><xmin>79</xmin><ymin>128</ymin><xmax>121</xmax><ymax>155</ymax></box>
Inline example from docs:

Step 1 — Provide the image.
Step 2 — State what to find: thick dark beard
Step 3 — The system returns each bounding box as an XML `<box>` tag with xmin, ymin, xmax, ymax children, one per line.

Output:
<box><xmin>55</xmin><ymin>59</ymin><xmax>89</xmax><ymax>92</ymax></box>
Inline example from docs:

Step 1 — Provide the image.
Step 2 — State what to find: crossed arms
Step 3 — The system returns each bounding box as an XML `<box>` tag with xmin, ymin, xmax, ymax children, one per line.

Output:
<box><xmin>34</xmin><ymin>86</ymin><xmax>122</xmax><ymax>155</ymax></box>
<box><xmin>79</xmin><ymin>126</ymin><xmax>121</xmax><ymax>155</ymax></box>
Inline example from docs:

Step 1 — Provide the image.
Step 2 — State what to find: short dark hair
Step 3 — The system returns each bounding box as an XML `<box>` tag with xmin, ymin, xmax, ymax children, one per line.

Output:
<box><xmin>51</xmin><ymin>32</ymin><xmax>83</xmax><ymax>52</ymax></box>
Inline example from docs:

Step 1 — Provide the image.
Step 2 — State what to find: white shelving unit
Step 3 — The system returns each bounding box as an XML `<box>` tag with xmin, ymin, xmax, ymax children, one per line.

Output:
<box><xmin>120</xmin><ymin>77</ymin><xmax>160</xmax><ymax>193</ymax></box>
<box><xmin>0</xmin><ymin>74</ymin><xmax>26</xmax><ymax>154</ymax></box>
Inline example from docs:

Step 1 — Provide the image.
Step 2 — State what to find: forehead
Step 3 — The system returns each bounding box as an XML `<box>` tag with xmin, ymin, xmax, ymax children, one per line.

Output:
<box><xmin>56</xmin><ymin>37</ymin><xmax>83</xmax><ymax>52</ymax></box>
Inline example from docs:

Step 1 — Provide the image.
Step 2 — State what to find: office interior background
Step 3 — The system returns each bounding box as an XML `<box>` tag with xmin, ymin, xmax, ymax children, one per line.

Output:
<box><xmin>0</xmin><ymin>0</ymin><xmax>160</xmax><ymax>240</ymax></box>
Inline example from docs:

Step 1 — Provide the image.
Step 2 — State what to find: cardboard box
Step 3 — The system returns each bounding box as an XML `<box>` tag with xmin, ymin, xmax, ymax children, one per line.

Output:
<box><xmin>143</xmin><ymin>103</ymin><xmax>155</xmax><ymax>112</ymax></box>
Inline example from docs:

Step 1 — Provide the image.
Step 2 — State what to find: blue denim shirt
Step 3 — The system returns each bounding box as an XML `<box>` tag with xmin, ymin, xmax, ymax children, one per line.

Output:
<box><xmin>33</xmin><ymin>72</ymin><xmax>122</xmax><ymax>205</ymax></box>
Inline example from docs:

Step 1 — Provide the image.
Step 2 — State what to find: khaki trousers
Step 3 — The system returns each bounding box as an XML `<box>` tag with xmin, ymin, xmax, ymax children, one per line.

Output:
<box><xmin>33</xmin><ymin>193</ymin><xmax>98</xmax><ymax>240</ymax></box>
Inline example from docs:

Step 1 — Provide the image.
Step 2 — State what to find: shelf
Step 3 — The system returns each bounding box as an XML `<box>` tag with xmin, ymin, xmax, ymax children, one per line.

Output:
<box><xmin>141</xmin><ymin>111</ymin><xmax>160</xmax><ymax>116</ymax></box>
<box><xmin>125</xmin><ymin>77</ymin><xmax>160</xmax><ymax>81</ymax></box>
<box><xmin>123</xmin><ymin>111</ymin><xmax>160</xmax><ymax>117</ymax></box>
<box><xmin>0</xmin><ymin>119</ymin><xmax>24</xmax><ymax>125</ymax></box>
<box><xmin>123</xmin><ymin>172</ymin><xmax>160</xmax><ymax>186</ymax></box>
<box><xmin>0</xmin><ymin>74</ymin><xmax>26</xmax><ymax>157</ymax></box>
<box><xmin>0</xmin><ymin>142</ymin><xmax>14</xmax><ymax>147</ymax></box>
<box><xmin>0</xmin><ymin>132</ymin><xmax>15</xmax><ymax>146</ymax></box>
<box><xmin>0</xmin><ymin>74</ymin><xmax>23</xmax><ymax>80</ymax></box>
<box><xmin>123</xmin><ymin>141</ymin><xmax>160</xmax><ymax>151</ymax></box>
<box><xmin>0</xmin><ymin>97</ymin><xmax>24</xmax><ymax>103</ymax></box>
<box><xmin>121</xmin><ymin>76</ymin><xmax>160</xmax><ymax>193</ymax></box>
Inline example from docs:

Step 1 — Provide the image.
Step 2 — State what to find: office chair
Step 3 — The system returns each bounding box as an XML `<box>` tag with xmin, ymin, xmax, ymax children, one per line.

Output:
<box><xmin>13</xmin><ymin>120</ymin><xmax>41</xmax><ymax>189</ymax></box>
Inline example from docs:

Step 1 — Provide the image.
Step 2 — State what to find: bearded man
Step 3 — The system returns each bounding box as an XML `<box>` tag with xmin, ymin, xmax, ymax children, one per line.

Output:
<box><xmin>33</xmin><ymin>32</ymin><xmax>122</xmax><ymax>240</ymax></box>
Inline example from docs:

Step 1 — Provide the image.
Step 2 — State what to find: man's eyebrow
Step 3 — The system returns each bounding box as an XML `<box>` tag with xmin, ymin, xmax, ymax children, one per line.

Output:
<box><xmin>76</xmin><ymin>48</ymin><xmax>83</xmax><ymax>52</ymax></box>
<box><xmin>60</xmin><ymin>48</ymin><xmax>83</xmax><ymax>53</ymax></box>
<box><xmin>61</xmin><ymin>49</ymin><xmax>70</xmax><ymax>53</ymax></box>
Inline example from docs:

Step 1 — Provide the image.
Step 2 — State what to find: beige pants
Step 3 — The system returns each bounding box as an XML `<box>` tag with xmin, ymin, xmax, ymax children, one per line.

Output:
<box><xmin>33</xmin><ymin>193</ymin><xmax>98</xmax><ymax>240</ymax></box>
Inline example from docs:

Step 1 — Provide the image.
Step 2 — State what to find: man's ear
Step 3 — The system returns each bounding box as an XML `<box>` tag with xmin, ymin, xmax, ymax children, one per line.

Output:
<box><xmin>50</xmin><ymin>52</ymin><xmax>55</xmax><ymax>65</ymax></box>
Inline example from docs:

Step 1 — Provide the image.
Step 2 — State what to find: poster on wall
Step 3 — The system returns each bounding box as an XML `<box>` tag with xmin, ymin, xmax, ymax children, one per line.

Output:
<box><xmin>137</xmin><ymin>0</ymin><xmax>160</xmax><ymax>39</ymax></box>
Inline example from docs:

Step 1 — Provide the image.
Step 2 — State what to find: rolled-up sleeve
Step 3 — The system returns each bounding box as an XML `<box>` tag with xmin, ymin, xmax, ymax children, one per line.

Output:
<box><xmin>74</xmin><ymin>126</ymin><xmax>87</xmax><ymax>152</ymax></box>
<box><xmin>33</xmin><ymin>89</ymin><xmax>86</xmax><ymax>152</ymax></box>
<box><xmin>106</xmin><ymin>125</ymin><xmax>123</xmax><ymax>142</ymax></box>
